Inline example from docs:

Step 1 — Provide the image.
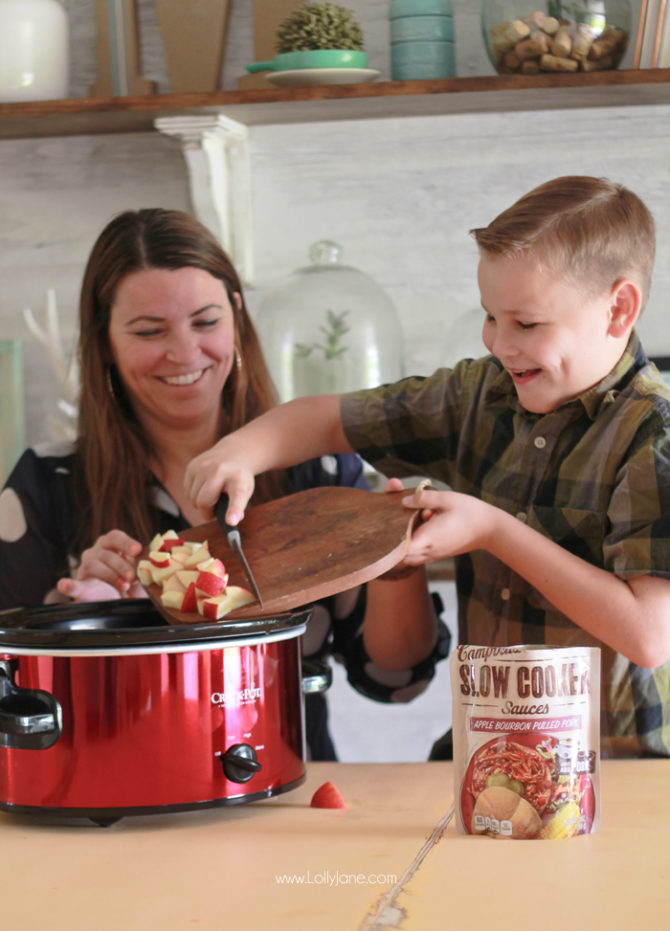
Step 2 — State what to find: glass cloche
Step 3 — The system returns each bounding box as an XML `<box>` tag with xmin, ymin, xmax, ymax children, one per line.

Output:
<box><xmin>254</xmin><ymin>241</ymin><xmax>404</xmax><ymax>401</ymax></box>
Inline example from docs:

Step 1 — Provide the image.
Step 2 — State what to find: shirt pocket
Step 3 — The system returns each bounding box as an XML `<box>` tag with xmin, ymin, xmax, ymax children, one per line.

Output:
<box><xmin>530</xmin><ymin>506</ymin><xmax>606</xmax><ymax>567</ymax></box>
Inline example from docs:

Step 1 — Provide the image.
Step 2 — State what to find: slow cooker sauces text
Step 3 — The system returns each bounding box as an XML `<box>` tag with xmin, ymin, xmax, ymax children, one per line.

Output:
<box><xmin>458</xmin><ymin>656</ymin><xmax>591</xmax><ymax>716</ymax></box>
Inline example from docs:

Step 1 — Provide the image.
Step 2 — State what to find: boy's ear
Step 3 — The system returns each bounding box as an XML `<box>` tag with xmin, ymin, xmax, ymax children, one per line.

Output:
<box><xmin>607</xmin><ymin>279</ymin><xmax>641</xmax><ymax>338</ymax></box>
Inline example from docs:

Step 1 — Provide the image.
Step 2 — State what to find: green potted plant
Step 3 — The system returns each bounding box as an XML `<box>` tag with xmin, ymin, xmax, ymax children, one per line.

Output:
<box><xmin>246</xmin><ymin>2</ymin><xmax>368</xmax><ymax>73</ymax></box>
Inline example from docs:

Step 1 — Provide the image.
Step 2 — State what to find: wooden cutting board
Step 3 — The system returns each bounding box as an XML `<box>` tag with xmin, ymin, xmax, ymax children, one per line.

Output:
<box><xmin>143</xmin><ymin>486</ymin><xmax>422</xmax><ymax>624</ymax></box>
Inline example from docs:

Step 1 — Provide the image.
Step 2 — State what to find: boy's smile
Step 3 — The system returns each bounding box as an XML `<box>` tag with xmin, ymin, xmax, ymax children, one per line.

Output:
<box><xmin>478</xmin><ymin>252</ymin><xmax>636</xmax><ymax>414</ymax></box>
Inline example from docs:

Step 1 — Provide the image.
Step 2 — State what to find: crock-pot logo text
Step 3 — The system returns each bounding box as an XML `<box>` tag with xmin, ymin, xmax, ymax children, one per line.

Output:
<box><xmin>211</xmin><ymin>686</ymin><xmax>262</xmax><ymax>708</ymax></box>
<box><xmin>457</xmin><ymin>654</ymin><xmax>591</xmax><ymax>715</ymax></box>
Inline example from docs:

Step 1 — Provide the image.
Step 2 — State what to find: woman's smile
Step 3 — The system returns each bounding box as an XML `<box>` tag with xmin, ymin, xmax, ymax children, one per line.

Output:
<box><xmin>158</xmin><ymin>368</ymin><xmax>210</xmax><ymax>387</ymax></box>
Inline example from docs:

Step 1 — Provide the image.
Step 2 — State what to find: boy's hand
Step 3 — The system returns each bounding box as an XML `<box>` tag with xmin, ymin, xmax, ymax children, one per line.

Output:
<box><xmin>400</xmin><ymin>488</ymin><xmax>494</xmax><ymax>564</ymax></box>
<box><xmin>184</xmin><ymin>441</ymin><xmax>256</xmax><ymax>525</ymax></box>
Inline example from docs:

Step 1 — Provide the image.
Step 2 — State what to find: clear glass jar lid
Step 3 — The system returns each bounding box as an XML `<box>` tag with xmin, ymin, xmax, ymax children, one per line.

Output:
<box><xmin>255</xmin><ymin>241</ymin><xmax>404</xmax><ymax>401</ymax></box>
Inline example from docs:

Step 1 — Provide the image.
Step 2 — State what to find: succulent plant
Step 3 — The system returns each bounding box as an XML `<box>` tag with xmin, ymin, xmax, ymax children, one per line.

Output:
<box><xmin>275</xmin><ymin>2</ymin><xmax>364</xmax><ymax>53</ymax></box>
<box><xmin>294</xmin><ymin>309</ymin><xmax>350</xmax><ymax>361</ymax></box>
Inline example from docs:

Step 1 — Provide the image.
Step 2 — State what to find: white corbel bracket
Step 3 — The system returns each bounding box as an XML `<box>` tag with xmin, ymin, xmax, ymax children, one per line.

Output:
<box><xmin>154</xmin><ymin>114</ymin><xmax>253</xmax><ymax>285</ymax></box>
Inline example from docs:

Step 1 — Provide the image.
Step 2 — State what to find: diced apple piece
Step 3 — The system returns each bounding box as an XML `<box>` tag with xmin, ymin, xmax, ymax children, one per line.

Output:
<box><xmin>151</xmin><ymin>563</ymin><xmax>178</xmax><ymax>584</ymax></box>
<box><xmin>195</xmin><ymin>570</ymin><xmax>227</xmax><ymax>597</ymax></box>
<box><xmin>175</xmin><ymin>569</ymin><xmax>199</xmax><ymax>588</ymax></box>
<box><xmin>184</xmin><ymin>543</ymin><xmax>211</xmax><ymax>567</ymax></box>
<box><xmin>210</xmin><ymin>558</ymin><xmax>226</xmax><ymax>578</ymax></box>
<box><xmin>161</xmin><ymin>589</ymin><xmax>186</xmax><ymax>610</ymax></box>
<box><xmin>136</xmin><ymin>559</ymin><xmax>154</xmax><ymax>586</ymax></box>
<box><xmin>163</xmin><ymin>573</ymin><xmax>187</xmax><ymax>593</ymax></box>
<box><xmin>169</xmin><ymin>545</ymin><xmax>191</xmax><ymax>561</ymax></box>
<box><xmin>149</xmin><ymin>532</ymin><xmax>165</xmax><ymax>552</ymax></box>
<box><xmin>181</xmin><ymin>582</ymin><xmax>198</xmax><ymax>614</ymax></box>
<box><xmin>222</xmin><ymin>585</ymin><xmax>256</xmax><ymax>610</ymax></box>
<box><xmin>149</xmin><ymin>550</ymin><xmax>171</xmax><ymax>568</ymax></box>
<box><xmin>201</xmin><ymin>586</ymin><xmax>255</xmax><ymax>620</ymax></box>
<box><xmin>159</xmin><ymin>536</ymin><xmax>185</xmax><ymax>552</ymax></box>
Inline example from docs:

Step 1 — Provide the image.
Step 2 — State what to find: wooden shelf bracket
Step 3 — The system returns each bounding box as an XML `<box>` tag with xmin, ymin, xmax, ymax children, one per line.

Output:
<box><xmin>154</xmin><ymin>114</ymin><xmax>253</xmax><ymax>284</ymax></box>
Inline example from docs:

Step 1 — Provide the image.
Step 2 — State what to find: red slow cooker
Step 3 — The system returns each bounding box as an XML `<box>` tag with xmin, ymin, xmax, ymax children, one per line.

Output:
<box><xmin>0</xmin><ymin>600</ymin><xmax>326</xmax><ymax>824</ymax></box>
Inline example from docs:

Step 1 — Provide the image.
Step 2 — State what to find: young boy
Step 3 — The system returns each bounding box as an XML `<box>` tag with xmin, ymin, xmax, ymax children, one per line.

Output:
<box><xmin>186</xmin><ymin>176</ymin><xmax>670</xmax><ymax>758</ymax></box>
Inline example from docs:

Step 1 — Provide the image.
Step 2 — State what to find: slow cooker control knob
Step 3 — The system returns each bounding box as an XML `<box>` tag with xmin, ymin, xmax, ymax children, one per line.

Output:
<box><xmin>219</xmin><ymin>743</ymin><xmax>262</xmax><ymax>783</ymax></box>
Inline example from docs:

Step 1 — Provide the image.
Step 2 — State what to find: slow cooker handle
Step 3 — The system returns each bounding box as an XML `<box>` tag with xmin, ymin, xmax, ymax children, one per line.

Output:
<box><xmin>301</xmin><ymin>658</ymin><xmax>332</xmax><ymax>695</ymax></box>
<box><xmin>0</xmin><ymin>660</ymin><xmax>63</xmax><ymax>750</ymax></box>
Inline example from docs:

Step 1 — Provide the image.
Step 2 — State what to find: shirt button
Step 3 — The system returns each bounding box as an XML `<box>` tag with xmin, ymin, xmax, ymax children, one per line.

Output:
<box><xmin>516</xmin><ymin>511</ymin><xmax>527</xmax><ymax>522</ymax></box>
<box><xmin>534</xmin><ymin>436</ymin><xmax>547</xmax><ymax>449</ymax></box>
<box><xmin>501</xmin><ymin>588</ymin><xmax>511</xmax><ymax>601</ymax></box>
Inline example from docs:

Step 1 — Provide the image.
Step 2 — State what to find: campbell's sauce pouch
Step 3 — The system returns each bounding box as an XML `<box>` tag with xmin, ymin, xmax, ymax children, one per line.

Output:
<box><xmin>451</xmin><ymin>645</ymin><xmax>601</xmax><ymax>840</ymax></box>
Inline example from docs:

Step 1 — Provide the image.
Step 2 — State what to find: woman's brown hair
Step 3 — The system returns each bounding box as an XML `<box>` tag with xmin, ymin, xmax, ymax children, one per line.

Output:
<box><xmin>74</xmin><ymin>208</ymin><xmax>287</xmax><ymax>550</ymax></box>
<box><xmin>471</xmin><ymin>176</ymin><xmax>656</xmax><ymax>306</ymax></box>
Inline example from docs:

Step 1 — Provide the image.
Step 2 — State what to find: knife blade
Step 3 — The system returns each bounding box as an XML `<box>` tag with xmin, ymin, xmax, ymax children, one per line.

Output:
<box><xmin>214</xmin><ymin>494</ymin><xmax>264</xmax><ymax>608</ymax></box>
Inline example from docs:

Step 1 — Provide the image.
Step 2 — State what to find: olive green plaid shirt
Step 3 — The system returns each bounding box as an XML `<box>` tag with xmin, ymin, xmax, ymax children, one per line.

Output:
<box><xmin>341</xmin><ymin>331</ymin><xmax>670</xmax><ymax>757</ymax></box>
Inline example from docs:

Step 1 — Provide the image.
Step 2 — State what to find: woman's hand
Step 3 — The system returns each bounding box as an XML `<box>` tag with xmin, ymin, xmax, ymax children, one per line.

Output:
<box><xmin>56</xmin><ymin>577</ymin><xmax>142</xmax><ymax>603</ymax></box>
<box><xmin>56</xmin><ymin>530</ymin><xmax>146</xmax><ymax>603</ymax></box>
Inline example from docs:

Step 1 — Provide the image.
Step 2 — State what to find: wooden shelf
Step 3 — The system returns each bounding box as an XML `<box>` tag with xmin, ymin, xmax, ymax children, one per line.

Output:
<box><xmin>1</xmin><ymin>69</ymin><xmax>669</xmax><ymax>140</ymax></box>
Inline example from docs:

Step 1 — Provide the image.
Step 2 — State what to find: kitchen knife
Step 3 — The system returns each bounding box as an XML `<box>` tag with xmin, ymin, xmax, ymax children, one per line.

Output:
<box><xmin>214</xmin><ymin>494</ymin><xmax>264</xmax><ymax>608</ymax></box>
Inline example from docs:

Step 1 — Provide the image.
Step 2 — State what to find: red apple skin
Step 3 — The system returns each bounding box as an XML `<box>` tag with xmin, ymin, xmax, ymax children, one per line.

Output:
<box><xmin>201</xmin><ymin>599</ymin><xmax>222</xmax><ymax>620</ymax></box>
<box><xmin>209</xmin><ymin>558</ymin><xmax>226</xmax><ymax>578</ymax></box>
<box><xmin>149</xmin><ymin>551</ymin><xmax>171</xmax><ymax>568</ymax></box>
<box><xmin>159</xmin><ymin>537</ymin><xmax>184</xmax><ymax>552</ymax></box>
<box><xmin>181</xmin><ymin>582</ymin><xmax>198</xmax><ymax>614</ymax></box>
<box><xmin>195</xmin><ymin>571</ymin><xmax>227</xmax><ymax>597</ymax></box>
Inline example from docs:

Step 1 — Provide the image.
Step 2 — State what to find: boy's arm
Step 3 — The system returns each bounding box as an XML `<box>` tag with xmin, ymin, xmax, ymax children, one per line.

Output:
<box><xmin>185</xmin><ymin>395</ymin><xmax>351</xmax><ymax>523</ymax></box>
<box><xmin>401</xmin><ymin>487</ymin><xmax>670</xmax><ymax>669</ymax></box>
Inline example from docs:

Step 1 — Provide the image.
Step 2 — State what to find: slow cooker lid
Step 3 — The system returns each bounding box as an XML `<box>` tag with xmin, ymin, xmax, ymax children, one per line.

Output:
<box><xmin>0</xmin><ymin>599</ymin><xmax>312</xmax><ymax>649</ymax></box>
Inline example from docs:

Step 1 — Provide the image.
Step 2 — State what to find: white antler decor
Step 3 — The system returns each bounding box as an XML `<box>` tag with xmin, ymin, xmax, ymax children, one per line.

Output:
<box><xmin>23</xmin><ymin>289</ymin><xmax>79</xmax><ymax>438</ymax></box>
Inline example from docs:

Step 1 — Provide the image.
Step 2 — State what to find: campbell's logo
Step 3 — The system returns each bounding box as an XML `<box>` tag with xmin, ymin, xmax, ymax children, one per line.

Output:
<box><xmin>211</xmin><ymin>686</ymin><xmax>262</xmax><ymax>707</ymax></box>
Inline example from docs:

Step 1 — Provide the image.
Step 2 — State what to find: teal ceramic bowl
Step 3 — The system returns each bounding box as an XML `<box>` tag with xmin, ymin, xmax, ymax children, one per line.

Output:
<box><xmin>246</xmin><ymin>50</ymin><xmax>368</xmax><ymax>73</ymax></box>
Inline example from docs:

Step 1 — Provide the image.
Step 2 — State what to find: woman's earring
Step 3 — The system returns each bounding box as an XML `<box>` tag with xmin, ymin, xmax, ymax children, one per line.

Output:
<box><xmin>235</xmin><ymin>349</ymin><xmax>242</xmax><ymax>372</ymax></box>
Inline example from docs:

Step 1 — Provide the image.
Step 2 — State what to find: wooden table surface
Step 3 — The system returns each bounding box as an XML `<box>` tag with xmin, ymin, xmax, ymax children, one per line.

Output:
<box><xmin>0</xmin><ymin>760</ymin><xmax>667</xmax><ymax>930</ymax></box>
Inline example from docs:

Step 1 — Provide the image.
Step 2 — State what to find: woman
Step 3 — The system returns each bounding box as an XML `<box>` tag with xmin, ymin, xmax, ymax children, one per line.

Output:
<box><xmin>0</xmin><ymin>208</ymin><xmax>449</xmax><ymax>760</ymax></box>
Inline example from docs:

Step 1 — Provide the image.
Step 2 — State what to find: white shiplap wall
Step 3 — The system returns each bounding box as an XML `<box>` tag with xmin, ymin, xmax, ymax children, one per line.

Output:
<box><xmin>2</xmin><ymin>0</ymin><xmax>667</xmax><ymax>446</ymax></box>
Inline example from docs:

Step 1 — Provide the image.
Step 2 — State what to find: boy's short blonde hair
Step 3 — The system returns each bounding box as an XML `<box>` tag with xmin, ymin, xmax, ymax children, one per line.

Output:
<box><xmin>471</xmin><ymin>176</ymin><xmax>655</xmax><ymax>306</ymax></box>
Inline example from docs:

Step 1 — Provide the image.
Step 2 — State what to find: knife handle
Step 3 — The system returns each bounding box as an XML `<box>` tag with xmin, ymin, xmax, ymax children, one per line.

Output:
<box><xmin>215</xmin><ymin>493</ymin><xmax>240</xmax><ymax>543</ymax></box>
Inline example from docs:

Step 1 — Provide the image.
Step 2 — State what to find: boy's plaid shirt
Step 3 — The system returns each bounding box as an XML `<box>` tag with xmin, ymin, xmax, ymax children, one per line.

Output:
<box><xmin>342</xmin><ymin>332</ymin><xmax>670</xmax><ymax>757</ymax></box>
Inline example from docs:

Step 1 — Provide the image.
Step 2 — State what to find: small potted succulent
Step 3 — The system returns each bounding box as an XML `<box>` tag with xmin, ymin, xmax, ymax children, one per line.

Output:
<box><xmin>246</xmin><ymin>2</ymin><xmax>368</xmax><ymax>73</ymax></box>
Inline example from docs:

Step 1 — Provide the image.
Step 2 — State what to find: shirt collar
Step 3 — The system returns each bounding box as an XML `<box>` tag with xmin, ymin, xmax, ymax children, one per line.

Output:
<box><xmin>578</xmin><ymin>330</ymin><xmax>642</xmax><ymax>419</ymax></box>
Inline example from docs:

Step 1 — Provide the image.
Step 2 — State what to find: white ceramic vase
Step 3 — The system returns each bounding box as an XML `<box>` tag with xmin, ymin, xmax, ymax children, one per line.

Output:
<box><xmin>0</xmin><ymin>0</ymin><xmax>69</xmax><ymax>102</ymax></box>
